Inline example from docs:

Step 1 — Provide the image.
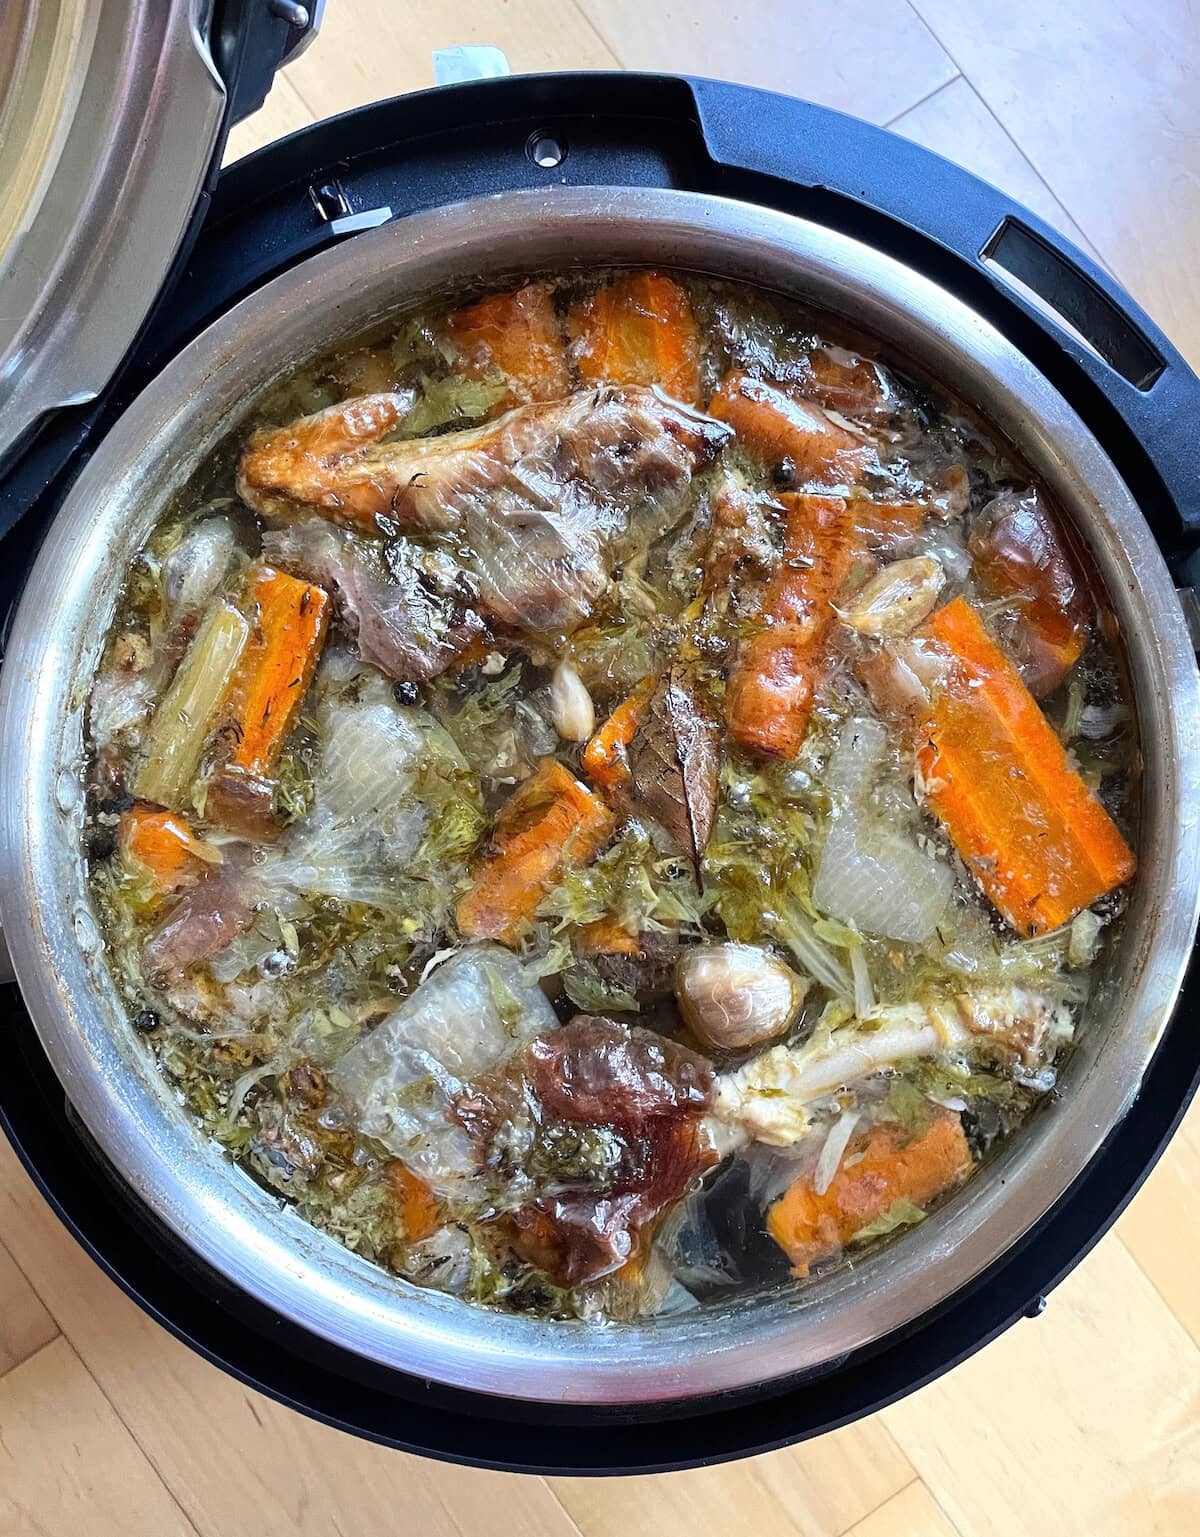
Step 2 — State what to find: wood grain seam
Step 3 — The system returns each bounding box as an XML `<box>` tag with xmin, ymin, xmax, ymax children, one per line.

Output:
<box><xmin>881</xmin><ymin>74</ymin><xmax>962</xmax><ymax>129</ymax></box>
<box><xmin>899</xmin><ymin>1</ymin><xmax>1108</xmax><ymax>266</ymax></box>
<box><xmin>53</xmin><ymin>1333</ymin><xmax>208</xmax><ymax>1537</ymax></box>
<box><xmin>837</xmin><ymin>1473</ymin><xmax>923</xmax><ymax>1536</ymax></box>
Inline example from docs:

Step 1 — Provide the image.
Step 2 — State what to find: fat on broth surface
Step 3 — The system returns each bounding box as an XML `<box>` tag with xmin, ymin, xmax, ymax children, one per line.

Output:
<box><xmin>84</xmin><ymin>270</ymin><xmax>1138</xmax><ymax>1320</ymax></box>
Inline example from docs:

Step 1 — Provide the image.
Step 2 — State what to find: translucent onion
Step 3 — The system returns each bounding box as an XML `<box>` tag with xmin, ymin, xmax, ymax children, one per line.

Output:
<box><xmin>812</xmin><ymin>1109</ymin><xmax>861</xmax><ymax>1196</ymax></box>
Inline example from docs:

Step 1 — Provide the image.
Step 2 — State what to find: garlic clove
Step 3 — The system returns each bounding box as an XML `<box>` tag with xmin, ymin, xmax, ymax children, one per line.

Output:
<box><xmin>550</xmin><ymin>658</ymin><xmax>595</xmax><ymax>742</ymax></box>
<box><xmin>675</xmin><ymin>942</ymin><xmax>808</xmax><ymax>1051</ymax></box>
<box><xmin>836</xmin><ymin>555</ymin><xmax>945</xmax><ymax>638</ymax></box>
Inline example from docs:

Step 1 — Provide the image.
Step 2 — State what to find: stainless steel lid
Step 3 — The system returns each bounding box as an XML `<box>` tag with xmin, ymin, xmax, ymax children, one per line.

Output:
<box><xmin>0</xmin><ymin>0</ymin><xmax>227</xmax><ymax>468</ymax></box>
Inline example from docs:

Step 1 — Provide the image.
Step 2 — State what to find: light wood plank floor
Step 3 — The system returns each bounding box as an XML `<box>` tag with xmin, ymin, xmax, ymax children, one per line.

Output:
<box><xmin>6</xmin><ymin>4</ymin><xmax>1199</xmax><ymax>1531</ymax></box>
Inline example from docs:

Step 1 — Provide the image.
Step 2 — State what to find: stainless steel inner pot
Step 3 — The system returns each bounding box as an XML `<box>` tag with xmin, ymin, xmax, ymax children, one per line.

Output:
<box><xmin>1</xmin><ymin>188</ymin><xmax>1197</xmax><ymax>1406</ymax></box>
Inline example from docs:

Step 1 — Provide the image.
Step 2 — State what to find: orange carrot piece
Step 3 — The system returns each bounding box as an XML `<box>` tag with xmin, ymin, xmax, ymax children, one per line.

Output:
<box><xmin>726</xmin><ymin>493</ymin><xmax>856</xmax><ymax>758</ymax></box>
<box><xmin>768</xmin><ymin>1113</ymin><xmax>972</xmax><ymax>1277</ymax></box>
<box><xmin>708</xmin><ymin>371</ymin><xmax>877</xmax><ymax>488</ymax></box>
<box><xmin>447</xmin><ymin>282</ymin><xmax>570</xmax><ymax>410</ymax></box>
<box><xmin>118</xmin><ymin>806</ymin><xmax>218</xmax><ymax>909</ymax></box>
<box><xmin>577</xmin><ymin>916</ymin><xmax>642</xmax><ymax>957</ymax></box>
<box><xmin>581</xmin><ymin>673</ymin><xmax>659</xmax><ymax>795</ymax></box>
<box><xmin>570</xmin><ymin>272</ymin><xmax>701</xmax><ymax>404</ymax></box>
<box><xmin>967</xmin><ymin>491</ymin><xmax>1089</xmax><ymax>696</ymax></box>
<box><xmin>386</xmin><ymin>1161</ymin><xmax>442</xmax><ymax>1243</ymax></box>
<box><xmin>457</xmin><ymin>758</ymin><xmax>614</xmax><ymax>946</ymax></box>
<box><xmin>849</xmin><ymin>499</ymin><xmax>928</xmax><ymax>546</ymax></box>
<box><xmin>206</xmin><ymin>565</ymin><xmax>330</xmax><ymax>839</ymax></box>
<box><xmin>908</xmin><ymin>597</ymin><xmax>1135</xmax><ymax>936</ymax></box>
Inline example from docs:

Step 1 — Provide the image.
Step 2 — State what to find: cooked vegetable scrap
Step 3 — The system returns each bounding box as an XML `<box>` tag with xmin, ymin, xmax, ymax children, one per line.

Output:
<box><xmin>675</xmin><ymin>942</ymin><xmax>808</xmax><ymax>1051</ymax></box>
<box><xmin>968</xmin><ymin>487</ymin><xmax>1090</xmax><ymax>695</ymax></box>
<box><xmin>581</xmin><ymin>672</ymin><xmax>659</xmax><ymax>794</ymax></box>
<box><xmin>205</xmin><ymin>564</ymin><xmax>330</xmax><ymax>839</ymax></box>
<box><xmin>456</xmin><ymin>758</ymin><xmax>614</xmax><ymax>945</ymax></box>
<box><xmin>570</xmin><ymin>271</ymin><xmax>702</xmax><ymax>404</ymax></box>
<box><xmin>447</xmin><ymin>281</ymin><xmax>570</xmax><ymax>409</ymax></box>
<box><xmin>88</xmin><ymin>267</ymin><xmax>1139</xmax><ymax>1320</ymax></box>
<box><xmin>118</xmin><ymin>806</ymin><xmax>222</xmax><ymax>910</ymax></box>
<box><xmin>709</xmin><ymin>371</ymin><xmax>878</xmax><ymax>489</ymax></box>
<box><xmin>134</xmin><ymin>601</ymin><xmax>250</xmax><ymax>809</ymax></box>
<box><xmin>726</xmin><ymin>493</ymin><xmax>856</xmax><ymax>757</ymax></box>
<box><xmin>767</xmin><ymin>1113</ymin><xmax>973</xmax><ymax>1276</ymax></box>
<box><xmin>864</xmin><ymin>595</ymin><xmax>1135</xmax><ymax>936</ymax></box>
<box><xmin>386</xmin><ymin>1160</ymin><xmax>443</xmax><ymax>1243</ymax></box>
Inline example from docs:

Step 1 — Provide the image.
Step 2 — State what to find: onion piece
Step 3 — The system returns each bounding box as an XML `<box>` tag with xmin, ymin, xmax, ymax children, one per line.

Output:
<box><xmin>849</xmin><ymin>946</ymin><xmax>875</xmax><ymax>1018</ymax></box>
<box><xmin>812</xmin><ymin>1109</ymin><xmax>861</xmax><ymax>1196</ymax></box>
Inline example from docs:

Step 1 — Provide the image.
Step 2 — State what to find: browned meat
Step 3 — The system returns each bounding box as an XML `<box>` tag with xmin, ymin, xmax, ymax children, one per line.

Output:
<box><xmin>143</xmin><ymin>853</ymin><xmax>255</xmax><ymax>977</ymax></box>
<box><xmin>508</xmin><ymin>1118</ymin><xmax>716</xmax><ymax>1285</ymax></box>
<box><xmin>524</xmin><ymin>1015</ymin><xmax>714</xmax><ymax>1128</ymax></box>
<box><xmin>457</xmin><ymin>1015</ymin><xmax>716</xmax><ymax>1286</ymax></box>
<box><xmin>262</xmin><ymin>520</ymin><xmax>485</xmax><ymax>683</ymax></box>
<box><xmin>239</xmin><ymin>386</ymin><xmax>731</xmax><ymax>635</ymax></box>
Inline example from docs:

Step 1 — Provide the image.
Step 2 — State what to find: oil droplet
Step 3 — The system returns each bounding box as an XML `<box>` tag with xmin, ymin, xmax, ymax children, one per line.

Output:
<box><xmin>55</xmin><ymin>767</ymin><xmax>80</xmax><ymax>813</ymax></box>
<box><xmin>73</xmin><ymin>905</ymin><xmax>101</xmax><ymax>955</ymax></box>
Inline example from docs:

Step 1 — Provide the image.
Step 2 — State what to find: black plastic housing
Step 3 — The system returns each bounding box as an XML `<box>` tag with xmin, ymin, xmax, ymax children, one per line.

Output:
<box><xmin>1</xmin><ymin>73</ymin><xmax>1197</xmax><ymax>1474</ymax></box>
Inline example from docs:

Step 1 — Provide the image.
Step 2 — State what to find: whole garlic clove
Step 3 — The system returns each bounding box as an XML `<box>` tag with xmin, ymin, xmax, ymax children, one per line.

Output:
<box><xmin>550</xmin><ymin>658</ymin><xmax>595</xmax><ymax>742</ymax></box>
<box><xmin>836</xmin><ymin>555</ymin><xmax>945</xmax><ymax>638</ymax></box>
<box><xmin>675</xmin><ymin>942</ymin><xmax>808</xmax><ymax>1051</ymax></box>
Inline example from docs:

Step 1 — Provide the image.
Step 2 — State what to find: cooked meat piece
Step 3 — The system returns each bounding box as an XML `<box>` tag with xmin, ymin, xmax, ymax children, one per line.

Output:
<box><xmin>239</xmin><ymin>385</ymin><xmax>731</xmax><ymax>635</ymax></box>
<box><xmin>262</xmin><ymin>520</ymin><xmax>485</xmax><ymax>683</ymax></box>
<box><xmin>143</xmin><ymin>851</ymin><xmax>256</xmax><ymax>977</ymax></box>
<box><xmin>524</xmin><ymin>1014</ymin><xmax>714</xmax><ymax>1129</ymax></box>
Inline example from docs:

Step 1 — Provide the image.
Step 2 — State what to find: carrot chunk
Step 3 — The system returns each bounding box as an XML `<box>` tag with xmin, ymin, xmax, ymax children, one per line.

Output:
<box><xmin>581</xmin><ymin>673</ymin><xmax>659</xmax><ymax>795</ymax></box>
<box><xmin>386</xmin><ymin>1161</ymin><xmax>441</xmax><ymax>1243</ymax></box>
<box><xmin>726</xmin><ymin>493</ymin><xmax>856</xmax><ymax>758</ymax></box>
<box><xmin>768</xmin><ymin>1112</ymin><xmax>972</xmax><ymax>1276</ymax></box>
<box><xmin>709</xmin><ymin>371</ymin><xmax>877</xmax><ymax>488</ymax></box>
<box><xmin>447</xmin><ymin>281</ymin><xmax>570</xmax><ymax>411</ymax></box>
<box><xmin>457</xmin><ymin>758</ymin><xmax>614</xmax><ymax>946</ymax></box>
<box><xmin>205</xmin><ymin>565</ymin><xmax>329</xmax><ymax>839</ymax></box>
<box><xmin>577</xmin><ymin>916</ymin><xmax>643</xmax><ymax>957</ymax></box>
<box><xmin>878</xmin><ymin>596</ymin><xmax>1135</xmax><ymax>936</ymax></box>
<box><xmin>118</xmin><ymin>806</ymin><xmax>219</xmax><ymax>909</ymax></box>
<box><xmin>570</xmin><ymin>272</ymin><xmax>701</xmax><ymax>404</ymax></box>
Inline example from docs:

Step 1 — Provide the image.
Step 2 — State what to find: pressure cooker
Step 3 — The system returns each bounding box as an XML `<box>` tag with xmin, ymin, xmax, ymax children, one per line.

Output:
<box><xmin>1</xmin><ymin>0</ymin><xmax>1198</xmax><ymax>1475</ymax></box>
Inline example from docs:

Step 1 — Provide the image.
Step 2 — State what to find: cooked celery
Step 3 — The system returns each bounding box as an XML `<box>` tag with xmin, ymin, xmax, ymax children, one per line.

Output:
<box><xmin>135</xmin><ymin>602</ymin><xmax>249</xmax><ymax>808</ymax></box>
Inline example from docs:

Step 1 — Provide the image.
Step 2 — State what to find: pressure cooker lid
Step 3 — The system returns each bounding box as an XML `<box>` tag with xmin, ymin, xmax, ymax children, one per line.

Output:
<box><xmin>0</xmin><ymin>0</ymin><xmax>227</xmax><ymax>469</ymax></box>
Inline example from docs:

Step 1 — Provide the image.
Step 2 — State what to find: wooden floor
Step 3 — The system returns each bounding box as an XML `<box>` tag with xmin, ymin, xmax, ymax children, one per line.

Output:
<box><xmin>5</xmin><ymin>2</ymin><xmax>1200</xmax><ymax>1531</ymax></box>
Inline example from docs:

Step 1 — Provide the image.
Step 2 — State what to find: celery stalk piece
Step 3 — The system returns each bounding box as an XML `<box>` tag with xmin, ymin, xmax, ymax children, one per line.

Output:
<box><xmin>135</xmin><ymin>602</ymin><xmax>249</xmax><ymax>809</ymax></box>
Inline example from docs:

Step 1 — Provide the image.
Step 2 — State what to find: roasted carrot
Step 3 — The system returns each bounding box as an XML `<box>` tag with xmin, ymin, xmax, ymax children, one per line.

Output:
<box><xmin>967</xmin><ymin>489</ymin><xmax>1089</xmax><ymax>696</ymax></box>
<box><xmin>386</xmin><ymin>1161</ymin><xmax>441</xmax><ymax>1243</ymax></box>
<box><xmin>581</xmin><ymin>673</ymin><xmax>659</xmax><ymax>795</ymax></box>
<box><xmin>876</xmin><ymin>596</ymin><xmax>1136</xmax><ymax>936</ymax></box>
<box><xmin>768</xmin><ymin>1112</ymin><xmax>972</xmax><ymax>1276</ymax></box>
<box><xmin>447</xmin><ymin>282</ymin><xmax>570</xmax><ymax>411</ymax></box>
<box><xmin>205</xmin><ymin>565</ymin><xmax>330</xmax><ymax>839</ymax></box>
<box><xmin>457</xmin><ymin>758</ymin><xmax>614</xmax><ymax>946</ymax></box>
<box><xmin>726</xmin><ymin>493</ymin><xmax>856</xmax><ymax>758</ymax></box>
<box><xmin>709</xmin><ymin>371</ymin><xmax>877</xmax><ymax>488</ymax></box>
<box><xmin>570</xmin><ymin>272</ymin><xmax>701</xmax><ymax>404</ymax></box>
<box><xmin>118</xmin><ymin>806</ymin><xmax>220</xmax><ymax>910</ymax></box>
